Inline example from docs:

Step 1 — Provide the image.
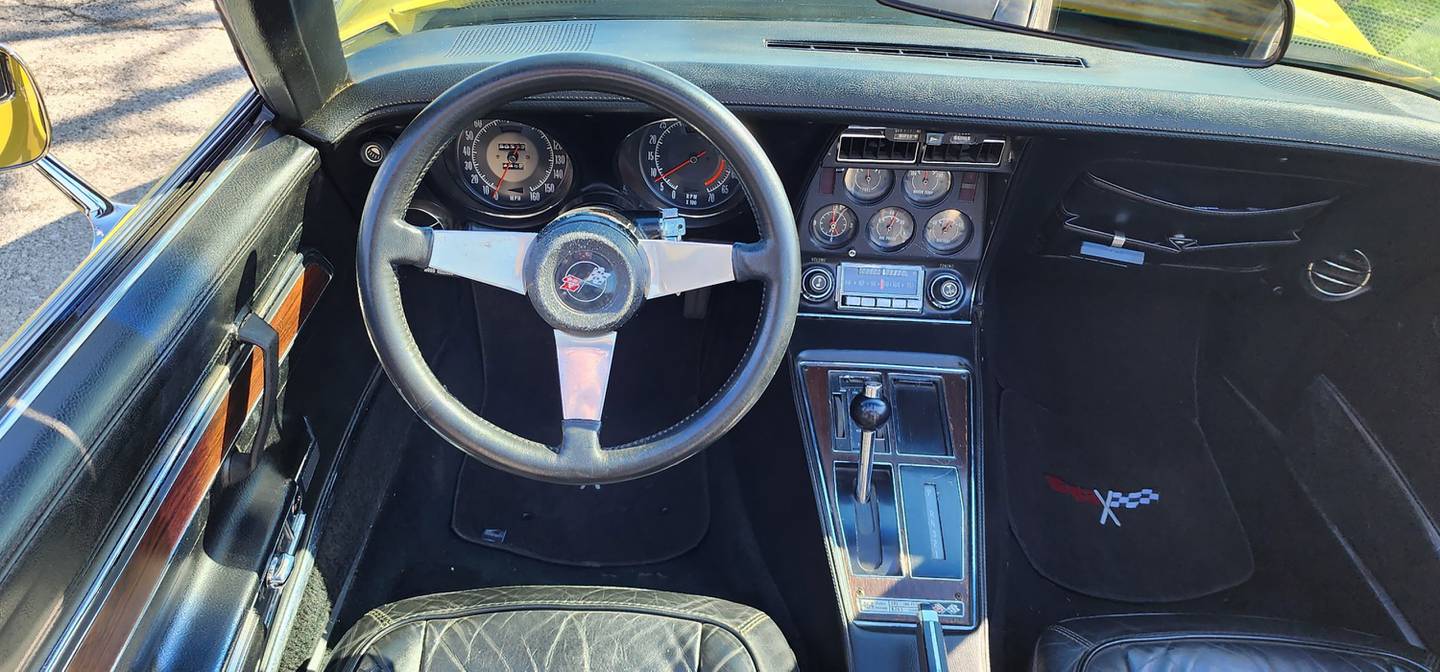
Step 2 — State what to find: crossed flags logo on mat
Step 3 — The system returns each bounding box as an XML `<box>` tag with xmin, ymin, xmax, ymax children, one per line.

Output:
<box><xmin>1045</xmin><ymin>474</ymin><xmax>1161</xmax><ymax>527</ymax></box>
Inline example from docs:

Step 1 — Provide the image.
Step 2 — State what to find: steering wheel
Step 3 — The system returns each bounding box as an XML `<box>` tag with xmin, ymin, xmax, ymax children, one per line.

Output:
<box><xmin>357</xmin><ymin>53</ymin><xmax>800</xmax><ymax>485</ymax></box>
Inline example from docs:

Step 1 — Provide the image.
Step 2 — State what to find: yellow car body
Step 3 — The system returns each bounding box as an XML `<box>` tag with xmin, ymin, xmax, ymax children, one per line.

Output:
<box><xmin>332</xmin><ymin>0</ymin><xmax>1435</xmax><ymax>90</ymax></box>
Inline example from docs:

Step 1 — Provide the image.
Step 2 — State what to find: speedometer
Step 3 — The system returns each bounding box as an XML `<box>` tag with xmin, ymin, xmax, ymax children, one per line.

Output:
<box><xmin>455</xmin><ymin>119</ymin><xmax>572</xmax><ymax>214</ymax></box>
<box><xmin>639</xmin><ymin>119</ymin><xmax>740</xmax><ymax>212</ymax></box>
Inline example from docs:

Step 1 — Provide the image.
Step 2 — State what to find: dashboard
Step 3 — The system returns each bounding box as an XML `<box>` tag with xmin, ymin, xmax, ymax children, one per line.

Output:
<box><xmin>349</xmin><ymin>114</ymin><xmax>1005</xmax><ymax>324</ymax></box>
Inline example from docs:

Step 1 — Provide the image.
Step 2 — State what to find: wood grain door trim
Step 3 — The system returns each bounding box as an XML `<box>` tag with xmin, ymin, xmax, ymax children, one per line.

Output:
<box><xmin>67</xmin><ymin>259</ymin><xmax>329</xmax><ymax>671</ymax></box>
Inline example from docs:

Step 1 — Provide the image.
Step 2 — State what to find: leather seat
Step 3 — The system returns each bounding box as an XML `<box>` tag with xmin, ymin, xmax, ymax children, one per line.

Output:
<box><xmin>325</xmin><ymin>585</ymin><xmax>798</xmax><ymax>672</ymax></box>
<box><xmin>1033</xmin><ymin>613</ymin><xmax>1438</xmax><ymax>671</ymax></box>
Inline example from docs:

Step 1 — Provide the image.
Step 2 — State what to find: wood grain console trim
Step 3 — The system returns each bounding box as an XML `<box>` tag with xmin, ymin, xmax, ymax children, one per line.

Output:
<box><xmin>68</xmin><ymin>261</ymin><xmax>329</xmax><ymax>671</ymax></box>
<box><xmin>800</xmin><ymin>362</ymin><xmax>976</xmax><ymax>628</ymax></box>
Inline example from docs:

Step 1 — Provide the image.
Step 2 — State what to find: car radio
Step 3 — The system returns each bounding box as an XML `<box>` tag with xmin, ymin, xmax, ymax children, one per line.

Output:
<box><xmin>835</xmin><ymin>263</ymin><xmax>925</xmax><ymax>313</ymax></box>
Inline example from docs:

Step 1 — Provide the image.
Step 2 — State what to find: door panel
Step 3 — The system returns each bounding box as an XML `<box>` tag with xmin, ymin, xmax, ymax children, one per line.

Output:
<box><xmin>0</xmin><ymin>96</ymin><xmax>325</xmax><ymax>670</ymax></box>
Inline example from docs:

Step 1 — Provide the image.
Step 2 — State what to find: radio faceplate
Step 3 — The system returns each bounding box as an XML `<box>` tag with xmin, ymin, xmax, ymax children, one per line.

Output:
<box><xmin>836</xmin><ymin>263</ymin><xmax>925</xmax><ymax>313</ymax></box>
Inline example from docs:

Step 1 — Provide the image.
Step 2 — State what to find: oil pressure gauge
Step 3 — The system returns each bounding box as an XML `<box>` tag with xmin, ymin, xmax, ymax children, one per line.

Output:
<box><xmin>868</xmin><ymin>207</ymin><xmax>914</xmax><ymax>251</ymax></box>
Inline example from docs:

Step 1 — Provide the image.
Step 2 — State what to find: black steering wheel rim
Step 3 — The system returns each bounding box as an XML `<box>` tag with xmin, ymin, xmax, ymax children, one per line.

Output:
<box><xmin>357</xmin><ymin>52</ymin><xmax>800</xmax><ymax>484</ymax></box>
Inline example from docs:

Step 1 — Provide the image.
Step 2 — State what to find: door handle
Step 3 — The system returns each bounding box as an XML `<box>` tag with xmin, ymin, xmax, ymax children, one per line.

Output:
<box><xmin>221</xmin><ymin>310</ymin><xmax>280</xmax><ymax>487</ymax></box>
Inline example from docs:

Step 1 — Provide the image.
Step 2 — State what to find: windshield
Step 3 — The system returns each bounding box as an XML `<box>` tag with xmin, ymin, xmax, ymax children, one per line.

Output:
<box><xmin>1286</xmin><ymin>0</ymin><xmax>1440</xmax><ymax>98</ymax></box>
<box><xmin>332</xmin><ymin>0</ymin><xmax>1440</xmax><ymax>99</ymax></box>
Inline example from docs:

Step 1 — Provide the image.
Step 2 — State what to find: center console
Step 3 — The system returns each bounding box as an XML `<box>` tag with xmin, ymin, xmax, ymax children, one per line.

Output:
<box><xmin>794</xmin><ymin>351</ymin><xmax>977</xmax><ymax>629</ymax></box>
<box><xmin>787</xmin><ymin>126</ymin><xmax>1004</xmax><ymax>670</ymax></box>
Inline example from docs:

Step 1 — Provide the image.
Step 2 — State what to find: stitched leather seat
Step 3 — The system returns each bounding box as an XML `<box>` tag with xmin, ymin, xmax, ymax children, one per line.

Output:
<box><xmin>1033</xmin><ymin>614</ymin><xmax>1438</xmax><ymax>671</ymax></box>
<box><xmin>325</xmin><ymin>585</ymin><xmax>798</xmax><ymax>672</ymax></box>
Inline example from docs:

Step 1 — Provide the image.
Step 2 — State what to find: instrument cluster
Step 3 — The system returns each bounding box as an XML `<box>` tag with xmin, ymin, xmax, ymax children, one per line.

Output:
<box><xmin>811</xmin><ymin>168</ymin><xmax>977</xmax><ymax>255</ymax></box>
<box><xmin>794</xmin><ymin>126</ymin><xmax>1011</xmax><ymax>322</ymax></box>
<box><xmin>428</xmin><ymin>117</ymin><xmax>746</xmax><ymax>228</ymax></box>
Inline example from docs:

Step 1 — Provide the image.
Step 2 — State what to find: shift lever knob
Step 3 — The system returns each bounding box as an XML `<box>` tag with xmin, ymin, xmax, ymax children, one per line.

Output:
<box><xmin>851</xmin><ymin>382</ymin><xmax>890</xmax><ymax>504</ymax></box>
<box><xmin>850</xmin><ymin>384</ymin><xmax>892</xmax><ymax>431</ymax></box>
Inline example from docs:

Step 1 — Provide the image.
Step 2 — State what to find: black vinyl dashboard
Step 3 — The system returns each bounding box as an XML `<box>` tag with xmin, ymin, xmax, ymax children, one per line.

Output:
<box><xmin>317</xmin><ymin>17</ymin><xmax>1440</xmax><ymax>329</ymax></box>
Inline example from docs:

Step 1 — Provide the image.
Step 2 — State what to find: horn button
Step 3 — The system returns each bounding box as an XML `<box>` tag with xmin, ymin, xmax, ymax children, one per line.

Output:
<box><xmin>524</xmin><ymin>207</ymin><xmax>649</xmax><ymax>334</ymax></box>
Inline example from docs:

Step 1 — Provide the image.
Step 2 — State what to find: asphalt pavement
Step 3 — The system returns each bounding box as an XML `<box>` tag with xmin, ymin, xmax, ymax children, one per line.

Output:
<box><xmin>0</xmin><ymin>0</ymin><xmax>248</xmax><ymax>341</ymax></box>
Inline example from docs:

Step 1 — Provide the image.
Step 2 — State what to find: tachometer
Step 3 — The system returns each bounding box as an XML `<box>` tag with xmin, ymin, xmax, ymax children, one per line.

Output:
<box><xmin>639</xmin><ymin>119</ymin><xmax>740</xmax><ymax>212</ymax></box>
<box><xmin>455</xmin><ymin>119</ymin><xmax>572</xmax><ymax>214</ymax></box>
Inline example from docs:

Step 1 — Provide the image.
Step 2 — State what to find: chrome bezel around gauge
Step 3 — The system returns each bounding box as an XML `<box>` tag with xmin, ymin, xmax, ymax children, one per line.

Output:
<box><xmin>439</xmin><ymin>118</ymin><xmax>575</xmax><ymax>224</ymax></box>
<box><xmin>903</xmin><ymin>169</ymin><xmax>951</xmax><ymax>206</ymax></box>
<box><xmin>809</xmin><ymin>203</ymin><xmax>859</xmax><ymax>249</ymax></box>
<box><xmin>617</xmin><ymin>118</ymin><xmax>743</xmax><ymax>221</ymax></box>
<box><xmin>867</xmin><ymin>206</ymin><xmax>915</xmax><ymax>252</ymax></box>
<box><xmin>923</xmin><ymin>209</ymin><xmax>973</xmax><ymax>254</ymax></box>
<box><xmin>843</xmin><ymin>168</ymin><xmax>894</xmax><ymax>204</ymax></box>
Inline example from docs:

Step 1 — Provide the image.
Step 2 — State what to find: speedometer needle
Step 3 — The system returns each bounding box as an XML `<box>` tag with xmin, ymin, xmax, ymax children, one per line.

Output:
<box><xmin>492</xmin><ymin>164</ymin><xmax>511</xmax><ymax>199</ymax></box>
<box><xmin>655</xmin><ymin>151</ymin><xmax>706</xmax><ymax>183</ymax></box>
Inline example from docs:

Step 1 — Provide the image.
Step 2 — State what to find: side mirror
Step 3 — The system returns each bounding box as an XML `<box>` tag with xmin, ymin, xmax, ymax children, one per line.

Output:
<box><xmin>0</xmin><ymin>44</ymin><xmax>52</xmax><ymax>170</ymax></box>
<box><xmin>877</xmin><ymin>0</ymin><xmax>1292</xmax><ymax>68</ymax></box>
<box><xmin>0</xmin><ymin>44</ymin><xmax>129</xmax><ymax>246</ymax></box>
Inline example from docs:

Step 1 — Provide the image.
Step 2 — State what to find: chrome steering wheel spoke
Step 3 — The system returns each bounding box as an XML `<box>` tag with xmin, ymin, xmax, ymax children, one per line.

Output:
<box><xmin>424</xmin><ymin>229</ymin><xmax>536</xmax><ymax>294</ymax></box>
<box><xmin>639</xmin><ymin>238</ymin><xmax>738</xmax><ymax>298</ymax></box>
<box><xmin>554</xmin><ymin>329</ymin><xmax>617</xmax><ymax>423</ymax></box>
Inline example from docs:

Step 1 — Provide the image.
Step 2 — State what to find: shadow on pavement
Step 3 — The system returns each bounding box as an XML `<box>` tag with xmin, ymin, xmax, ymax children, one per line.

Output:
<box><xmin>0</xmin><ymin>184</ymin><xmax>152</xmax><ymax>340</ymax></box>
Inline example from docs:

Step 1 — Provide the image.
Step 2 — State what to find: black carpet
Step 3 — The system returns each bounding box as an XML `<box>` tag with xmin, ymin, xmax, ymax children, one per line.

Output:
<box><xmin>451</xmin><ymin>453</ymin><xmax>710</xmax><ymax>566</ymax></box>
<box><xmin>1002</xmin><ymin>391</ymin><xmax>1254</xmax><ymax>602</ymax></box>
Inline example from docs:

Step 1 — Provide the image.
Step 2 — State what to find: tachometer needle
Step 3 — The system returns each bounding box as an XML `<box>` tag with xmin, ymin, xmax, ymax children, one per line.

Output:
<box><xmin>655</xmin><ymin>151</ymin><xmax>706</xmax><ymax>183</ymax></box>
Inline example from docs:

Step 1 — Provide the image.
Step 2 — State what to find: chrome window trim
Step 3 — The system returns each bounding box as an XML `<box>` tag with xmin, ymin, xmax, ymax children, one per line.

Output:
<box><xmin>0</xmin><ymin>93</ymin><xmax>267</xmax><ymax>444</ymax></box>
<box><xmin>0</xmin><ymin>91</ymin><xmax>264</xmax><ymax>387</ymax></box>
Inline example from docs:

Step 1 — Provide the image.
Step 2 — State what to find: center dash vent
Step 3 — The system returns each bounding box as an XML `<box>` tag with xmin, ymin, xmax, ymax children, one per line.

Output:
<box><xmin>1306</xmin><ymin>249</ymin><xmax>1372</xmax><ymax>300</ymax></box>
<box><xmin>837</xmin><ymin>129</ymin><xmax>920</xmax><ymax>163</ymax></box>
<box><xmin>766</xmin><ymin>39</ymin><xmax>1086</xmax><ymax>67</ymax></box>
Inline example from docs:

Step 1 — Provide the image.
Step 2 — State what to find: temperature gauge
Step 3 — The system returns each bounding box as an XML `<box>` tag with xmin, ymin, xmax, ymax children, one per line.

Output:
<box><xmin>924</xmin><ymin>209</ymin><xmax>973</xmax><ymax>253</ymax></box>
<box><xmin>810</xmin><ymin>204</ymin><xmax>858</xmax><ymax>249</ymax></box>
<box><xmin>903</xmin><ymin>170</ymin><xmax>951</xmax><ymax>206</ymax></box>
<box><xmin>867</xmin><ymin>207</ymin><xmax>915</xmax><ymax>251</ymax></box>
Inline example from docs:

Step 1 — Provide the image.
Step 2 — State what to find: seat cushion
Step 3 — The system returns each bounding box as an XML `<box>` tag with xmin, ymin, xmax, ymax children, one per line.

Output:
<box><xmin>325</xmin><ymin>586</ymin><xmax>798</xmax><ymax>672</ymax></box>
<box><xmin>1034</xmin><ymin>614</ymin><xmax>1437</xmax><ymax>672</ymax></box>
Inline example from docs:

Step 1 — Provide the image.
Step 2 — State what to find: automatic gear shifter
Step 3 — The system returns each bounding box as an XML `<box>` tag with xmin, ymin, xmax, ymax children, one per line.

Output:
<box><xmin>850</xmin><ymin>381</ymin><xmax>891</xmax><ymax>503</ymax></box>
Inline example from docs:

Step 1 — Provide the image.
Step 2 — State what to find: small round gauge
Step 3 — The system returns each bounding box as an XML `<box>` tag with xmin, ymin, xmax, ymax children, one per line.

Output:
<box><xmin>843</xmin><ymin>168</ymin><xmax>893</xmax><ymax>203</ymax></box>
<box><xmin>925</xmin><ymin>209</ymin><xmax>974</xmax><ymax>253</ymax></box>
<box><xmin>867</xmin><ymin>207</ymin><xmax>915</xmax><ymax>251</ymax></box>
<box><xmin>455</xmin><ymin>119</ymin><xmax>572</xmax><ymax>213</ymax></box>
<box><xmin>810</xmin><ymin>204</ymin><xmax>858</xmax><ymax>249</ymax></box>
<box><xmin>903</xmin><ymin>170</ymin><xmax>951</xmax><ymax>206</ymax></box>
<box><xmin>641</xmin><ymin>119</ymin><xmax>740</xmax><ymax>212</ymax></box>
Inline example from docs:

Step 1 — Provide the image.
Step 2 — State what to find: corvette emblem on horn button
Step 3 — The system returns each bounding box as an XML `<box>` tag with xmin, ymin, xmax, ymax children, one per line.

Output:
<box><xmin>558</xmin><ymin>259</ymin><xmax>614</xmax><ymax>305</ymax></box>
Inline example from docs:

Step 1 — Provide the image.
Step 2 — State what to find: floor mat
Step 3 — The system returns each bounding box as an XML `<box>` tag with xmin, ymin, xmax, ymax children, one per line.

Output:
<box><xmin>452</xmin><ymin>453</ymin><xmax>710</xmax><ymax>566</ymax></box>
<box><xmin>1002</xmin><ymin>391</ymin><xmax>1254</xmax><ymax>602</ymax></box>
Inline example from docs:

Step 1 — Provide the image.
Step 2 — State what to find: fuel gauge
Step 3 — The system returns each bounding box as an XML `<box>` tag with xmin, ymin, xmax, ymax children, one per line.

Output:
<box><xmin>810</xmin><ymin>204</ymin><xmax>858</xmax><ymax>249</ymax></box>
<box><xmin>843</xmin><ymin>168</ymin><xmax>893</xmax><ymax>203</ymax></box>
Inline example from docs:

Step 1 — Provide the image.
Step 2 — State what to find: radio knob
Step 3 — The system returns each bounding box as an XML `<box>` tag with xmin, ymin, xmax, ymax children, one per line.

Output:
<box><xmin>802</xmin><ymin>265</ymin><xmax>835</xmax><ymax>303</ymax></box>
<box><xmin>928</xmin><ymin>272</ymin><xmax>964</xmax><ymax>310</ymax></box>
